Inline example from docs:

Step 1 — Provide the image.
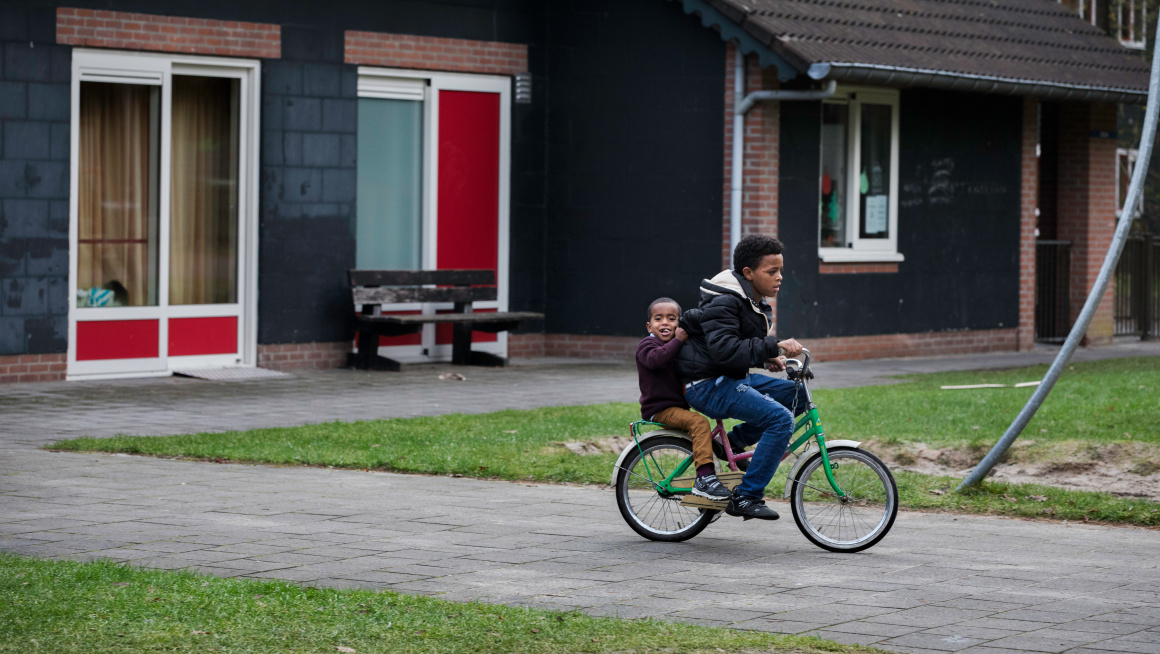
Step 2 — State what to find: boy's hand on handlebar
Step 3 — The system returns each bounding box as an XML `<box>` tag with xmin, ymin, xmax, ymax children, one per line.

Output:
<box><xmin>766</xmin><ymin>356</ymin><xmax>787</xmax><ymax>372</ymax></box>
<box><xmin>778</xmin><ymin>339</ymin><xmax>803</xmax><ymax>358</ymax></box>
<box><xmin>675</xmin><ymin>327</ymin><xmax>688</xmax><ymax>343</ymax></box>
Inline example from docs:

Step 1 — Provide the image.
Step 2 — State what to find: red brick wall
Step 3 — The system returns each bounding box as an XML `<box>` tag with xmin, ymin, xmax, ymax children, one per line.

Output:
<box><xmin>1018</xmin><ymin>97</ymin><xmax>1039</xmax><ymax>351</ymax></box>
<box><xmin>344</xmin><ymin>32</ymin><xmax>527</xmax><ymax>76</ymax></box>
<box><xmin>258</xmin><ymin>342</ymin><xmax>349</xmax><ymax>372</ymax></box>
<box><xmin>56</xmin><ymin>8</ymin><xmax>280</xmax><ymax>58</ymax></box>
<box><xmin>800</xmin><ymin>329</ymin><xmax>1018</xmax><ymax>362</ymax></box>
<box><xmin>1056</xmin><ymin>102</ymin><xmax>1118</xmax><ymax>345</ymax></box>
<box><xmin>508</xmin><ymin>334</ymin><xmax>637</xmax><ymax>360</ymax></box>
<box><xmin>0</xmin><ymin>354</ymin><xmax>67</xmax><ymax>384</ymax></box>
<box><xmin>819</xmin><ymin>263</ymin><xmax>899</xmax><ymax>275</ymax></box>
<box><xmin>509</xmin><ymin>328</ymin><xmax>1017</xmax><ymax>364</ymax></box>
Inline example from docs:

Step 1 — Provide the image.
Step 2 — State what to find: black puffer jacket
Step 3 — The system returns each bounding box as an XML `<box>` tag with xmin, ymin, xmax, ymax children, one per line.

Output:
<box><xmin>674</xmin><ymin>270</ymin><xmax>781</xmax><ymax>383</ymax></box>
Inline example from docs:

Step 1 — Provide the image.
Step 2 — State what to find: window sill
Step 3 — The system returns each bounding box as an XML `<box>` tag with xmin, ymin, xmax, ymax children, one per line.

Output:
<box><xmin>818</xmin><ymin>249</ymin><xmax>905</xmax><ymax>263</ymax></box>
<box><xmin>819</xmin><ymin>262</ymin><xmax>899</xmax><ymax>274</ymax></box>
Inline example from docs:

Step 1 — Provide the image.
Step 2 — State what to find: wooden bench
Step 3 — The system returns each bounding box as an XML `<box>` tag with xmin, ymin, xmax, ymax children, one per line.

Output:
<box><xmin>348</xmin><ymin>269</ymin><xmax>544</xmax><ymax>371</ymax></box>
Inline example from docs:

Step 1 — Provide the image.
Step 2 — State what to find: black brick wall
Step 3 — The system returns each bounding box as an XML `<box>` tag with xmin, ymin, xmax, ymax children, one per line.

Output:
<box><xmin>778</xmin><ymin>89</ymin><xmax>1023</xmax><ymax>339</ymax></box>
<box><xmin>544</xmin><ymin>0</ymin><xmax>726</xmax><ymax>337</ymax></box>
<box><xmin>258</xmin><ymin>26</ymin><xmax>360</xmax><ymax>344</ymax></box>
<box><xmin>0</xmin><ymin>5</ymin><xmax>70</xmax><ymax>356</ymax></box>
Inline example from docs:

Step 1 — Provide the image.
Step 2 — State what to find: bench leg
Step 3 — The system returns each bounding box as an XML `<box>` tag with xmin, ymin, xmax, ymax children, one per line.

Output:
<box><xmin>349</xmin><ymin>331</ymin><xmax>403</xmax><ymax>371</ymax></box>
<box><xmin>451</xmin><ymin>322</ymin><xmax>473</xmax><ymax>366</ymax></box>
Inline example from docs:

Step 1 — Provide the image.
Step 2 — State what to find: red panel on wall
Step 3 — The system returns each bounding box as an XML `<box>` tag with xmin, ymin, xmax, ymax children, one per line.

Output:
<box><xmin>437</xmin><ymin>90</ymin><xmax>500</xmax><ymax>273</ymax></box>
<box><xmin>435</xmin><ymin>308</ymin><xmax>498</xmax><ymax>345</ymax></box>
<box><xmin>76</xmin><ymin>320</ymin><xmax>159</xmax><ymax>361</ymax></box>
<box><xmin>169</xmin><ymin>317</ymin><xmax>238</xmax><ymax>356</ymax></box>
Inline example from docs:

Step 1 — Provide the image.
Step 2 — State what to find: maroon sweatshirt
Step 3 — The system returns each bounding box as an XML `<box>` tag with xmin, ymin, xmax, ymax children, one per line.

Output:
<box><xmin>636</xmin><ymin>335</ymin><xmax>689</xmax><ymax>420</ymax></box>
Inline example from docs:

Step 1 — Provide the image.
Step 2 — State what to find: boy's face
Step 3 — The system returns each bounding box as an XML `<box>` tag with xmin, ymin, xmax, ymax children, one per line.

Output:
<box><xmin>645</xmin><ymin>302</ymin><xmax>681</xmax><ymax>342</ymax></box>
<box><xmin>743</xmin><ymin>253</ymin><xmax>784</xmax><ymax>299</ymax></box>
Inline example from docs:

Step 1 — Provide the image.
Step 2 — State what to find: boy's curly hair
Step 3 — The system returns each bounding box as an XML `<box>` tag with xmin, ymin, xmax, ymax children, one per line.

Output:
<box><xmin>733</xmin><ymin>234</ymin><xmax>784</xmax><ymax>274</ymax></box>
<box><xmin>647</xmin><ymin>297</ymin><xmax>681</xmax><ymax>319</ymax></box>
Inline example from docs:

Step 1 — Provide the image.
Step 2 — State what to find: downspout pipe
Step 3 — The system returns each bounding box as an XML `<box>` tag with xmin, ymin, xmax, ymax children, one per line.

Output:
<box><xmin>729</xmin><ymin>49</ymin><xmax>836</xmax><ymax>251</ymax></box>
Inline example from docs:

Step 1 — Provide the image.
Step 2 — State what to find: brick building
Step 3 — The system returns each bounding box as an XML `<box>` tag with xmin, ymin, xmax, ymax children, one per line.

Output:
<box><xmin>0</xmin><ymin>0</ymin><xmax>1149</xmax><ymax>382</ymax></box>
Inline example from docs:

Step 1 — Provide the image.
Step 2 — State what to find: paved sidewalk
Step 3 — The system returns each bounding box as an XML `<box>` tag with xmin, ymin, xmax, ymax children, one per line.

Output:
<box><xmin>3</xmin><ymin>342</ymin><xmax>1160</xmax><ymax>654</ymax></box>
<box><xmin>4</xmin><ymin>448</ymin><xmax>1160</xmax><ymax>654</ymax></box>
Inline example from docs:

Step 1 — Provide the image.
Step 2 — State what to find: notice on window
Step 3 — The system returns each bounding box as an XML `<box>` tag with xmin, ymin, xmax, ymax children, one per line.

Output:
<box><xmin>865</xmin><ymin>195</ymin><xmax>888</xmax><ymax>235</ymax></box>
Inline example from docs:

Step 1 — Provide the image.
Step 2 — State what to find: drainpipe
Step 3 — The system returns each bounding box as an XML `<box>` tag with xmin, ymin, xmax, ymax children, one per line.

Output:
<box><xmin>729</xmin><ymin>47</ymin><xmax>837</xmax><ymax>251</ymax></box>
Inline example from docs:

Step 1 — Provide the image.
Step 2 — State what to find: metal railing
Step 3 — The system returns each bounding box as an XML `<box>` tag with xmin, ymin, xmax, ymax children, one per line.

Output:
<box><xmin>1035</xmin><ymin>240</ymin><xmax>1072</xmax><ymax>343</ymax></box>
<box><xmin>1114</xmin><ymin>234</ymin><xmax>1159</xmax><ymax>339</ymax></box>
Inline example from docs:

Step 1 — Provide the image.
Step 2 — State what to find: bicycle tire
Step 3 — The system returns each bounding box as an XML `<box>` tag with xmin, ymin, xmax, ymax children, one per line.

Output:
<box><xmin>789</xmin><ymin>447</ymin><xmax>898</xmax><ymax>553</ymax></box>
<box><xmin>615</xmin><ymin>436</ymin><xmax>717</xmax><ymax>542</ymax></box>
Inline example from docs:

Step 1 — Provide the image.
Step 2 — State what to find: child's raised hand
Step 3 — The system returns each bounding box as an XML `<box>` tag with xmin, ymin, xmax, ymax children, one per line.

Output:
<box><xmin>675</xmin><ymin>327</ymin><xmax>688</xmax><ymax>342</ymax></box>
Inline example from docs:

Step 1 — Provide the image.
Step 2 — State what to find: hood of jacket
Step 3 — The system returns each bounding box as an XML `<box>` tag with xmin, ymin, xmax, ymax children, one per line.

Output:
<box><xmin>700</xmin><ymin>270</ymin><xmax>769</xmax><ymax>331</ymax></box>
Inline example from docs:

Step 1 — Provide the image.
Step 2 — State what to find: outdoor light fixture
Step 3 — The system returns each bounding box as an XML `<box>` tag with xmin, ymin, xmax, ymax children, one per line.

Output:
<box><xmin>514</xmin><ymin>72</ymin><xmax>532</xmax><ymax>104</ymax></box>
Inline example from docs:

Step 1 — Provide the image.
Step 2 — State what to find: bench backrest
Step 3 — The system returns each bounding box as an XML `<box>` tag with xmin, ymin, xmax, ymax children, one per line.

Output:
<box><xmin>349</xmin><ymin>269</ymin><xmax>496</xmax><ymax>307</ymax></box>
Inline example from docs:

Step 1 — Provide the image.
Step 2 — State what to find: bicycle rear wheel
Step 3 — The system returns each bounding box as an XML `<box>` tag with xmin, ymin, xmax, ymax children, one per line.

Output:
<box><xmin>615</xmin><ymin>436</ymin><xmax>716</xmax><ymax>542</ymax></box>
<box><xmin>790</xmin><ymin>447</ymin><xmax>897</xmax><ymax>553</ymax></box>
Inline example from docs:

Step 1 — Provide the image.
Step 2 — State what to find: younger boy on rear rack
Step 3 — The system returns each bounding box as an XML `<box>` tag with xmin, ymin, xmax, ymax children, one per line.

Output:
<box><xmin>636</xmin><ymin>297</ymin><xmax>731</xmax><ymax>501</ymax></box>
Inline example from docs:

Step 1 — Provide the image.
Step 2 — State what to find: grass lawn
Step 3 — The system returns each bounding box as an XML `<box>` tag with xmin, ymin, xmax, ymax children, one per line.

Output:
<box><xmin>48</xmin><ymin>356</ymin><xmax>1160</xmax><ymax>526</ymax></box>
<box><xmin>0</xmin><ymin>554</ymin><xmax>879</xmax><ymax>654</ymax></box>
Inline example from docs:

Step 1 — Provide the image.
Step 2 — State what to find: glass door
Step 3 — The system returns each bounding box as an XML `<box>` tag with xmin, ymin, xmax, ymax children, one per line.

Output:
<box><xmin>355</xmin><ymin>69</ymin><xmax>511</xmax><ymax>364</ymax></box>
<box><xmin>68</xmin><ymin>51</ymin><xmax>258</xmax><ymax>379</ymax></box>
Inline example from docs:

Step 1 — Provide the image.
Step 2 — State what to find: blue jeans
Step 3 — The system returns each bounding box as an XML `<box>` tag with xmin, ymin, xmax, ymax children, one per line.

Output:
<box><xmin>684</xmin><ymin>373</ymin><xmax>805</xmax><ymax>498</ymax></box>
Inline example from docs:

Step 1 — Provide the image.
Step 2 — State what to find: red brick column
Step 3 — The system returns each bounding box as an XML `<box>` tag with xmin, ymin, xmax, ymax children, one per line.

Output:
<box><xmin>1056</xmin><ymin>102</ymin><xmax>1118</xmax><ymax>345</ymax></box>
<box><xmin>1018</xmin><ymin>97</ymin><xmax>1039</xmax><ymax>351</ymax></box>
<box><xmin>722</xmin><ymin>45</ymin><xmax>780</xmax><ymax>269</ymax></box>
<box><xmin>722</xmin><ymin>46</ymin><xmax>781</xmax><ymax>331</ymax></box>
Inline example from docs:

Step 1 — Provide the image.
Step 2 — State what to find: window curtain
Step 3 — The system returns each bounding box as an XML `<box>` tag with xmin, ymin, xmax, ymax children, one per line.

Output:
<box><xmin>77</xmin><ymin>82</ymin><xmax>157</xmax><ymax>307</ymax></box>
<box><xmin>170</xmin><ymin>75</ymin><xmax>239</xmax><ymax>305</ymax></box>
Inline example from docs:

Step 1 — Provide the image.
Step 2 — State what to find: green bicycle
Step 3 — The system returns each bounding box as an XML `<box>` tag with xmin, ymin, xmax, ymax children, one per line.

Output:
<box><xmin>612</xmin><ymin>349</ymin><xmax>898</xmax><ymax>552</ymax></box>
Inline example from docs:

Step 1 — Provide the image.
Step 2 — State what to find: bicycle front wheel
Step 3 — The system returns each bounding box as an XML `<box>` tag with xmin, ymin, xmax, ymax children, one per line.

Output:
<box><xmin>790</xmin><ymin>447</ymin><xmax>897</xmax><ymax>553</ymax></box>
<box><xmin>615</xmin><ymin>436</ymin><xmax>716</xmax><ymax>542</ymax></box>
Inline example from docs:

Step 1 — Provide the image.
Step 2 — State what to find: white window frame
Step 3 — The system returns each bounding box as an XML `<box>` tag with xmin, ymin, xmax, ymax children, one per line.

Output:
<box><xmin>1080</xmin><ymin>0</ymin><xmax>1100</xmax><ymax>25</ymax></box>
<box><xmin>1119</xmin><ymin>0</ymin><xmax>1147</xmax><ymax>49</ymax></box>
<box><xmin>818</xmin><ymin>87</ymin><xmax>904</xmax><ymax>264</ymax></box>
<box><xmin>1117</xmin><ymin>147</ymin><xmax>1144</xmax><ymax>218</ymax></box>
<box><xmin>356</xmin><ymin>67</ymin><xmax>512</xmax><ymax>364</ymax></box>
<box><xmin>66</xmin><ymin>49</ymin><xmax>260</xmax><ymax>380</ymax></box>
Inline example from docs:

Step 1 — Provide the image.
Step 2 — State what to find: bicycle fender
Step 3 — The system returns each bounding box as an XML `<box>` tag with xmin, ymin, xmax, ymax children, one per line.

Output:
<box><xmin>782</xmin><ymin>440</ymin><xmax>862</xmax><ymax>499</ymax></box>
<box><xmin>609</xmin><ymin>429</ymin><xmax>691</xmax><ymax>487</ymax></box>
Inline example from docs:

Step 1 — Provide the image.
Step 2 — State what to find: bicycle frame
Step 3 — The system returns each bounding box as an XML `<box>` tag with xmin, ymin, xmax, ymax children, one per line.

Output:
<box><xmin>624</xmin><ymin>367</ymin><xmax>847</xmax><ymax>499</ymax></box>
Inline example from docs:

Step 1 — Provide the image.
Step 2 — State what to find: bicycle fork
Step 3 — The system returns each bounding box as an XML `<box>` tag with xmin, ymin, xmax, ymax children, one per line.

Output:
<box><xmin>792</xmin><ymin>406</ymin><xmax>847</xmax><ymax>498</ymax></box>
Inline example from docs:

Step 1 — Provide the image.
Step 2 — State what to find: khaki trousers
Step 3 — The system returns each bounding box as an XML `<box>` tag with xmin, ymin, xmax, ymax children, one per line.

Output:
<box><xmin>652</xmin><ymin>406</ymin><xmax>713</xmax><ymax>469</ymax></box>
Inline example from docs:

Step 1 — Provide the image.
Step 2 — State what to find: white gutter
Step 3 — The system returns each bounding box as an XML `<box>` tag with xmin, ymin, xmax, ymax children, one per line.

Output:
<box><xmin>729</xmin><ymin>48</ymin><xmax>837</xmax><ymax>250</ymax></box>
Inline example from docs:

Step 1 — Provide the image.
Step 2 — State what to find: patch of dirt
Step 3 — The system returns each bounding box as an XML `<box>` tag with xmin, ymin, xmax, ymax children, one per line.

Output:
<box><xmin>862</xmin><ymin>438</ymin><xmax>1160</xmax><ymax>502</ymax></box>
<box><xmin>561</xmin><ymin>436</ymin><xmax>634</xmax><ymax>455</ymax></box>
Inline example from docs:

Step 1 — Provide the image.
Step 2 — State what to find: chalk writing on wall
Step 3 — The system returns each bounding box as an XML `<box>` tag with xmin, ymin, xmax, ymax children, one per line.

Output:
<box><xmin>899</xmin><ymin>158</ymin><xmax>1009</xmax><ymax>210</ymax></box>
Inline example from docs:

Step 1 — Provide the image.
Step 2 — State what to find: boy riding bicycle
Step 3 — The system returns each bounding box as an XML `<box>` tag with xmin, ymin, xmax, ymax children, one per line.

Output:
<box><xmin>675</xmin><ymin>234</ymin><xmax>805</xmax><ymax>521</ymax></box>
<box><xmin>636</xmin><ymin>297</ymin><xmax>731</xmax><ymax>501</ymax></box>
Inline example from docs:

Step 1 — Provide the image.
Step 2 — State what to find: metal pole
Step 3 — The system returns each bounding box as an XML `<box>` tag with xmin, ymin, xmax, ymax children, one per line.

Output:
<box><xmin>957</xmin><ymin>13</ymin><xmax>1160</xmax><ymax>490</ymax></box>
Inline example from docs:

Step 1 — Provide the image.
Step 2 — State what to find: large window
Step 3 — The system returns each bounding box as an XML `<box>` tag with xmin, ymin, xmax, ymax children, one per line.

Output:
<box><xmin>818</xmin><ymin>88</ymin><xmax>902</xmax><ymax>262</ymax></box>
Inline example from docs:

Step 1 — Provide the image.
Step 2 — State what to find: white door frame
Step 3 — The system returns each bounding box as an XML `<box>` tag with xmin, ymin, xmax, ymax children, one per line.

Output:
<box><xmin>66</xmin><ymin>49</ymin><xmax>260</xmax><ymax>380</ymax></box>
<box><xmin>357</xmin><ymin>66</ymin><xmax>511</xmax><ymax>364</ymax></box>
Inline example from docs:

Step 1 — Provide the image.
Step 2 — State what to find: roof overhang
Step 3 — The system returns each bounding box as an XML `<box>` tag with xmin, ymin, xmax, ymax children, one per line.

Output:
<box><xmin>810</xmin><ymin>63</ymin><xmax>1147</xmax><ymax>105</ymax></box>
<box><xmin>674</xmin><ymin>0</ymin><xmax>1150</xmax><ymax>105</ymax></box>
<box><xmin>675</xmin><ymin>0</ymin><xmax>802</xmax><ymax>83</ymax></box>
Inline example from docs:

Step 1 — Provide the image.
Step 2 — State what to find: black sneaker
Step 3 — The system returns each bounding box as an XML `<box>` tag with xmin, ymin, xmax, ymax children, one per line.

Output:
<box><xmin>711</xmin><ymin>434</ymin><xmax>749</xmax><ymax>471</ymax></box>
<box><xmin>725</xmin><ymin>493</ymin><xmax>779</xmax><ymax>521</ymax></box>
<box><xmin>691</xmin><ymin>474</ymin><xmax>731</xmax><ymax>501</ymax></box>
